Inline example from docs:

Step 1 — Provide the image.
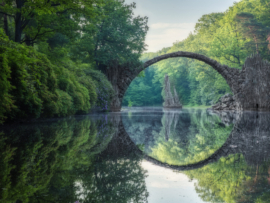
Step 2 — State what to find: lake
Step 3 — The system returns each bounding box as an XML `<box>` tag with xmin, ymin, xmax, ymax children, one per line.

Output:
<box><xmin>1</xmin><ymin>107</ymin><xmax>270</xmax><ymax>203</ymax></box>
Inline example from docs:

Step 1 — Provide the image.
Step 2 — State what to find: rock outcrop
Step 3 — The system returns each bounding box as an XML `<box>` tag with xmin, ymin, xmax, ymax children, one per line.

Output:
<box><xmin>163</xmin><ymin>75</ymin><xmax>182</xmax><ymax>108</ymax></box>
<box><xmin>212</xmin><ymin>94</ymin><xmax>237</xmax><ymax>111</ymax></box>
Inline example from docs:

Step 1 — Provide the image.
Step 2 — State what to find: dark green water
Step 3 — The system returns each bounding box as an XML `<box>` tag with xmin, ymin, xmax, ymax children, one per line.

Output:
<box><xmin>1</xmin><ymin>107</ymin><xmax>270</xmax><ymax>203</ymax></box>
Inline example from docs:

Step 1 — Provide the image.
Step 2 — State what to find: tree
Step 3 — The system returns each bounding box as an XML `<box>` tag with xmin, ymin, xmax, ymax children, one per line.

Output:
<box><xmin>0</xmin><ymin>0</ymin><xmax>98</xmax><ymax>44</ymax></box>
<box><xmin>123</xmin><ymin>67</ymin><xmax>163</xmax><ymax>106</ymax></box>
<box><xmin>73</xmin><ymin>0</ymin><xmax>148</xmax><ymax>75</ymax></box>
<box><xmin>195</xmin><ymin>12</ymin><xmax>224</xmax><ymax>36</ymax></box>
<box><xmin>235</xmin><ymin>12</ymin><xmax>270</xmax><ymax>54</ymax></box>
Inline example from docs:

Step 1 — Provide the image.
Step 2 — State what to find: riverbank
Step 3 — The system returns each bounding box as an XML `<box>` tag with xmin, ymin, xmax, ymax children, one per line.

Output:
<box><xmin>183</xmin><ymin>105</ymin><xmax>211</xmax><ymax>109</ymax></box>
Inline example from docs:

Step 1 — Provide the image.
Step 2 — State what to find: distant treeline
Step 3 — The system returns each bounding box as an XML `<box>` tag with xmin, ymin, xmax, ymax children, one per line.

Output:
<box><xmin>124</xmin><ymin>0</ymin><xmax>270</xmax><ymax>107</ymax></box>
<box><xmin>0</xmin><ymin>0</ymin><xmax>148</xmax><ymax>123</ymax></box>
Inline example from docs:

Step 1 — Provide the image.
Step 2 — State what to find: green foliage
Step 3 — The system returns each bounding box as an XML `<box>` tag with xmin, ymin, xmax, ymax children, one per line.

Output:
<box><xmin>0</xmin><ymin>30</ymin><xmax>14</xmax><ymax>123</ymax></box>
<box><xmin>81</xmin><ymin>0</ymin><xmax>148</xmax><ymax>69</ymax></box>
<box><xmin>123</xmin><ymin>67</ymin><xmax>163</xmax><ymax>106</ymax></box>
<box><xmin>184</xmin><ymin>154</ymin><xmax>270</xmax><ymax>203</ymax></box>
<box><xmin>124</xmin><ymin>0</ymin><xmax>270</xmax><ymax>107</ymax></box>
<box><xmin>235</xmin><ymin>12</ymin><xmax>270</xmax><ymax>55</ymax></box>
<box><xmin>0</xmin><ymin>29</ymin><xmax>59</xmax><ymax>120</ymax></box>
<box><xmin>56</xmin><ymin>67</ymin><xmax>91</xmax><ymax>114</ymax></box>
<box><xmin>0</xmin><ymin>28</ymin><xmax>114</xmax><ymax>122</ymax></box>
<box><xmin>84</xmin><ymin>69</ymin><xmax>114</xmax><ymax>110</ymax></box>
<box><xmin>1</xmin><ymin>0</ymin><xmax>99</xmax><ymax>44</ymax></box>
<box><xmin>128</xmin><ymin>100</ymin><xmax>133</xmax><ymax>107</ymax></box>
<box><xmin>0</xmin><ymin>0</ymin><xmax>149</xmax><ymax>120</ymax></box>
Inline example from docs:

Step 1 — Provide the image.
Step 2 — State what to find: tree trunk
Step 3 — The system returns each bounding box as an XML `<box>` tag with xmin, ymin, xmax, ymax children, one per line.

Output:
<box><xmin>3</xmin><ymin>14</ymin><xmax>8</xmax><ymax>36</ymax></box>
<box><xmin>14</xmin><ymin>0</ymin><xmax>24</xmax><ymax>43</ymax></box>
<box><xmin>253</xmin><ymin>164</ymin><xmax>259</xmax><ymax>183</ymax></box>
<box><xmin>253</xmin><ymin>35</ymin><xmax>259</xmax><ymax>54</ymax></box>
<box><xmin>25</xmin><ymin>35</ymin><xmax>31</xmax><ymax>46</ymax></box>
<box><xmin>248</xmin><ymin>26</ymin><xmax>259</xmax><ymax>54</ymax></box>
<box><xmin>106</xmin><ymin>64</ymin><xmax>122</xmax><ymax>111</ymax></box>
<box><xmin>1</xmin><ymin>2</ymin><xmax>9</xmax><ymax>36</ymax></box>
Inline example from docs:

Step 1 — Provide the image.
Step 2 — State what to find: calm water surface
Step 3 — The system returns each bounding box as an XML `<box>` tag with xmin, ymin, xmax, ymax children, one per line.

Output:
<box><xmin>1</xmin><ymin>107</ymin><xmax>270</xmax><ymax>203</ymax></box>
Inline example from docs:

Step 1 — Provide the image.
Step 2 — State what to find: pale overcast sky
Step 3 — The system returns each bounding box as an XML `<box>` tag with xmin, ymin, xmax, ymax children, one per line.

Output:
<box><xmin>125</xmin><ymin>0</ymin><xmax>241</xmax><ymax>52</ymax></box>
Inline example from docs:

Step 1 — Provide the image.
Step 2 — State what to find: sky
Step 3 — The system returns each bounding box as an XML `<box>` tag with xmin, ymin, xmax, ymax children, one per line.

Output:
<box><xmin>125</xmin><ymin>0</ymin><xmax>241</xmax><ymax>52</ymax></box>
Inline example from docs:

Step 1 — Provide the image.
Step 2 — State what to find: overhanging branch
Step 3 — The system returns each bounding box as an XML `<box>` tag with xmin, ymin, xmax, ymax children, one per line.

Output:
<box><xmin>0</xmin><ymin>12</ymin><xmax>15</xmax><ymax>18</ymax></box>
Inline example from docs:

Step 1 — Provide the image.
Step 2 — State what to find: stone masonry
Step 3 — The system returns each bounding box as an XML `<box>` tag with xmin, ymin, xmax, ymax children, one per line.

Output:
<box><xmin>212</xmin><ymin>94</ymin><xmax>237</xmax><ymax>111</ymax></box>
<box><xmin>107</xmin><ymin>52</ymin><xmax>270</xmax><ymax>112</ymax></box>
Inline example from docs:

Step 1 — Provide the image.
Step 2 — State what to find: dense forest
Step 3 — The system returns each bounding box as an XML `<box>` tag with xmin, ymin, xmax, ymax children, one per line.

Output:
<box><xmin>123</xmin><ymin>0</ymin><xmax>270</xmax><ymax>107</ymax></box>
<box><xmin>0</xmin><ymin>0</ymin><xmax>148</xmax><ymax>123</ymax></box>
<box><xmin>1</xmin><ymin>0</ymin><xmax>270</xmax><ymax>121</ymax></box>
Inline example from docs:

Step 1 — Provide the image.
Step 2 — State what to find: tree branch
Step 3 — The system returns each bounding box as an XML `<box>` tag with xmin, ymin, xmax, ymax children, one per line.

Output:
<box><xmin>51</xmin><ymin>3</ymin><xmax>61</xmax><ymax>7</ymax></box>
<box><xmin>21</xmin><ymin>28</ymin><xmax>55</xmax><ymax>44</ymax></box>
<box><xmin>21</xmin><ymin>12</ymin><xmax>35</xmax><ymax>30</ymax></box>
<box><xmin>223</xmin><ymin>55</ymin><xmax>239</xmax><ymax>64</ymax></box>
<box><xmin>56</xmin><ymin>8</ymin><xmax>78</xmax><ymax>14</ymax></box>
<box><xmin>0</xmin><ymin>12</ymin><xmax>15</xmax><ymax>18</ymax></box>
<box><xmin>216</xmin><ymin>36</ymin><xmax>227</xmax><ymax>48</ymax></box>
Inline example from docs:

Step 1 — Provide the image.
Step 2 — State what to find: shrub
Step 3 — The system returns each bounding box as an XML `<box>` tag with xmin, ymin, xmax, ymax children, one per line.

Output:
<box><xmin>84</xmin><ymin>69</ymin><xmax>114</xmax><ymax>111</ymax></box>
<box><xmin>0</xmin><ymin>29</ymin><xmax>59</xmax><ymax>121</ymax></box>
<box><xmin>0</xmin><ymin>29</ymin><xmax>114</xmax><ymax>123</ymax></box>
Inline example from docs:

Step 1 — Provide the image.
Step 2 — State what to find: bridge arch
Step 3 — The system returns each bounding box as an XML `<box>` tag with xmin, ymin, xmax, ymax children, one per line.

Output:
<box><xmin>109</xmin><ymin>51</ymin><xmax>242</xmax><ymax>111</ymax></box>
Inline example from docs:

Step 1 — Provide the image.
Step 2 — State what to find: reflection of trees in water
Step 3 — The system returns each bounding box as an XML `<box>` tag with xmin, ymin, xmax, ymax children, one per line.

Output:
<box><xmin>123</xmin><ymin>109</ymin><xmax>232</xmax><ymax>165</ymax></box>
<box><xmin>123</xmin><ymin>109</ymin><xmax>270</xmax><ymax>202</ymax></box>
<box><xmin>0</xmin><ymin>116</ymin><xmax>113</xmax><ymax>202</ymax></box>
<box><xmin>85</xmin><ymin>155</ymin><xmax>148</xmax><ymax>203</ymax></box>
<box><xmin>185</xmin><ymin>154</ymin><xmax>270</xmax><ymax>203</ymax></box>
<box><xmin>85</xmin><ymin>119</ymin><xmax>149</xmax><ymax>203</ymax></box>
<box><xmin>0</xmin><ymin>114</ymin><xmax>149</xmax><ymax>203</ymax></box>
<box><xmin>4</xmin><ymin>109</ymin><xmax>270</xmax><ymax>203</ymax></box>
<box><xmin>184</xmin><ymin>111</ymin><xmax>270</xmax><ymax>203</ymax></box>
<box><xmin>151</xmin><ymin>110</ymin><xmax>232</xmax><ymax>165</ymax></box>
<box><xmin>122</xmin><ymin>111</ymin><xmax>163</xmax><ymax>153</ymax></box>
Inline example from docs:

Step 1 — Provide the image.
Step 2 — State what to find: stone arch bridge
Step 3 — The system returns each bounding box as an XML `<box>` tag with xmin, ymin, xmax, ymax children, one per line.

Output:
<box><xmin>101</xmin><ymin>111</ymin><xmax>270</xmax><ymax>171</ymax></box>
<box><xmin>107</xmin><ymin>52</ymin><xmax>270</xmax><ymax>111</ymax></box>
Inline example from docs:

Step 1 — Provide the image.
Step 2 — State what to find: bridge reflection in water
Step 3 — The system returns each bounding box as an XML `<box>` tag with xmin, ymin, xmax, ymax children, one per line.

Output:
<box><xmin>1</xmin><ymin>108</ymin><xmax>270</xmax><ymax>202</ymax></box>
<box><xmin>119</xmin><ymin>108</ymin><xmax>270</xmax><ymax>170</ymax></box>
<box><xmin>108</xmin><ymin>108</ymin><xmax>270</xmax><ymax>202</ymax></box>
